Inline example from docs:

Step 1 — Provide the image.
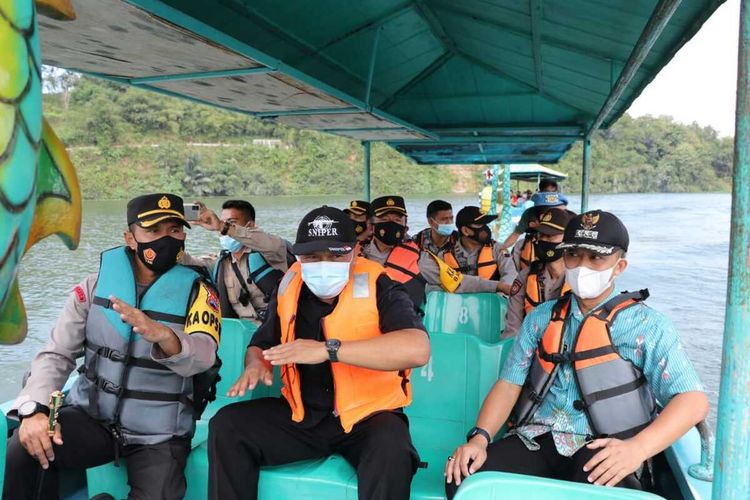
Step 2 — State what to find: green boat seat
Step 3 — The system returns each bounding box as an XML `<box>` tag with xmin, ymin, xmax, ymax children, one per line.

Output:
<box><xmin>86</xmin><ymin>318</ymin><xmax>260</xmax><ymax>499</ymax></box>
<box><xmin>423</xmin><ymin>292</ymin><xmax>508</xmax><ymax>343</ymax></box>
<box><xmin>180</xmin><ymin>333</ymin><xmax>513</xmax><ymax>500</ymax></box>
<box><xmin>453</xmin><ymin>471</ymin><xmax>663</xmax><ymax>499</ymax></box>
<box><xmin>406</xmin><ymin>334</ymin><xmax>513</xmax><ymax>499</ymax></box>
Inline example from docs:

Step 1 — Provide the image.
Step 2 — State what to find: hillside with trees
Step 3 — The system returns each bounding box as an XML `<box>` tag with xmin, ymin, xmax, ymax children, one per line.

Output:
<box><xmin>43</xmin><ymin>72</ymin><xmax>733</xmax><ymax>199</ymax></box>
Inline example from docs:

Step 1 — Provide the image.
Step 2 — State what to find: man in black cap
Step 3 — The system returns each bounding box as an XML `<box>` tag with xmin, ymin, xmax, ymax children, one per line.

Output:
<box><xmin>343</xmin><ymin>199</ymin><xmax>372</xmax><ymax>246</ymax></box>
<box><xmin>445</xmin><ymin>210</ymin><xmax>707</xmax><ymax>497</ymax></box>
<box><xmin>413</xmin><ymin>200</ymin><xmax>455</xmax><ymax>255</ymax></box>
<box><xmin>208</xmin><ymin>206</ymin><xmax>430</xmax><ymax>500</ymax></box>
<box><xmin>419</xmin><ymin>206</ymin><xmax>516</xmax><ymax>295</ymax></box>
<box><xmin>361</xmin><ymin>195</ymin><xmax>426</xmax><ymax>308</ymax></box>
<box><xmin>4</xmin><ymin>193</ymin><xmax>221</xmax><ymax>499</ymax></box>
<box><xmin>502</xmin><ymin>209</ymin><xmax>575</xmax><ymax>338</ymax></box>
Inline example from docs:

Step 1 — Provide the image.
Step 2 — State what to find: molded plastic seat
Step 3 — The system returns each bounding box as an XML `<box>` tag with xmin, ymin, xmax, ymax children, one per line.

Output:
<box><xmin>181</xmin><ymin>334</ymin><xmax>514</xmax><ymax>500</ymax></box>
<box><xmin>86</xmin><ymin>318</ymin><xmax>259</xmax><ymax>498</ymax></box>
<box><xmin>453</xmin><ymin>472</ymin><xmax>663</xmax><ymax>499</ymax></box>
<box><xmin>423</xmin><ymin>292</ymin><xmax>508</xmax><ymax>343</ymax></box>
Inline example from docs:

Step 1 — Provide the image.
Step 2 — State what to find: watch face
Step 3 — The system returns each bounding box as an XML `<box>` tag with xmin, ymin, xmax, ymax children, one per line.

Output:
<box><xmin>18</xmin><ymin>400</ymin><xmax>37</xmax><ymax>416</ymax></box>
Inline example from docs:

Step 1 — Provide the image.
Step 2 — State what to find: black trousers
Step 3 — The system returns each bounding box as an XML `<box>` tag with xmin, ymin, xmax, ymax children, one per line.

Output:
<box><xmin>208</xmin><ymin>397</ymin><xmax>419</xmax><ymax>500</ymax></box>
<box><xmin>2</xmin><ymin>406</ymin><xmax>190</xmax><ymax>500</ymax></box>
<box><xmin>446</xmin><ymin>433</ymin><xmax>642</xmax><ymax>499</ymax></box>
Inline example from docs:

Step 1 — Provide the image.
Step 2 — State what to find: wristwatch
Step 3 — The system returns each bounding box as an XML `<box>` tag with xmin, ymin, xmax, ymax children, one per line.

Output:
<box><xmin>220</xmin><ymin>220</ymin><xmax>232</xmax><ymax>235</ymax></box>
<box><xmin>466</xmin><ymin>426</ymin><xmax>491</xmax><ymax>444</ymax></box>
<box><xmin>17</xmin><ymin>400</ymin><xmax>49</xmax><ymax>421</ymax></box>
<box><xmin>325</xmin><ymin>339</ymin><xmax>341</xmax><ymax>362</ymax></box>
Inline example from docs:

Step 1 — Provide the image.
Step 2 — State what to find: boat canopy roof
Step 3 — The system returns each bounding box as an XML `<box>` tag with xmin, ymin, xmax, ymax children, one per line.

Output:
<box><xmin>38</xmin><ymin>0</ymin><xmax>725</xmax><ymax>164</ymax></box>
<box><xmin>508</xmin><ymin>164</ymin><xmax>567</xmax><ymax>182</ymax></box>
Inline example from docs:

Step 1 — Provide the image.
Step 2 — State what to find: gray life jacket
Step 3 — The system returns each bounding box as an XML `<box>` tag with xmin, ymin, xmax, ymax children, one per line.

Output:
<box><xmin>67</xmin><ymin>246</ymin><xmax>201</xmax><ymax>445</ymax></box>
<box><xmin>510</xmin><ymin>290</ymin><xmax>657</xmax><ymax>439</ymax></box>
<box><xmin>211</xmin><ymin>250</ymin><xmax>283</xmax><ymax>319</ymax></box>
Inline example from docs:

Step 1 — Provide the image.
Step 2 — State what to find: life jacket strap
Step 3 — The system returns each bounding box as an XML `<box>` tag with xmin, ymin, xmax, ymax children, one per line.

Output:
<box><xmin>578</xmin><ymin>374</ymin><xmax>648</xmax><ymax>408</ymax></box>
<box><xmin>384</xmin><ymin>261</ymin><xmax>421</xmax><ymax>280</ymax></box>
<box><xmin>540</xmin><ymin>344</ymin><xmax>617</xmax><ymax>364</ymax></box>
<box><xmin>249</xmin><ymin>262</ymin><xmax>273</xmax><ymax>281</ymax></box>
<box><xmin>92</xmin><ymin>296</ymin><xmax>186</xmax><ymax>324</ymax></box>
<box><xmin>83</xmin><ymin>369</ymin><xmax>192</xmax><ymax>406</ymax></box>
<box><xmin>592</xmin><ymin>289</ymin><xmax>650</xmax><ymax>320</ymax></box>
<box><xmin>84</xmin><ymin>341</ymin><xmax>171</xmax><ymax>371</ymax></box>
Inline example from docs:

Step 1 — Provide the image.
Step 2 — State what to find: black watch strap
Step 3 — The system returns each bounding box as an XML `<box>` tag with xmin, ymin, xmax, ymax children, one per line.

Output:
<box><xmin>466</xmin><ymin>426</ymin><xmax>491</xmax><ymax>444</ymax></box>
<box><xmin>326</xmin><ymin>339</ymin><xmax>341</xmax><ymax>362</ymax></box>
<box><xmin>19</xmin><ymin>403</ymin><xmax>49</xmax><ymax>421</ymax></box>
<box><xmin>220</xmin><ymin>220</ymin><xmax>232</xmax><ymax>235</ymax></box>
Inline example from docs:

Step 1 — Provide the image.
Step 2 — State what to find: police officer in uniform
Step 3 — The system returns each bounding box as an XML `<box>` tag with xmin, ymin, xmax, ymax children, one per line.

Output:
<box><xmin>362</xmin><ymin>196</ymin><xmax>426</xmax><ymax>308</ymax></box>
<box><xmin>183</xmin><ymin>200</ymin><xmax>289</xmax><ymax>325</ymax></box>
<box><xmin>3</xmin><ymin>194</ymin><xmax>221</xmax><ymax>500</ymax></box>
<box><xmin>207</xmin><ymin>206</ymin><xmax>430</xmax><ymax>500</ymax></box>
<box><xmin>506</xmin><ymin>191</ymin><xmax>570</xmax><ymax>271</ymax></box>
<box><xmin>503</xmin><ymin>209</ymin><xmax>574</xmax><ymax>338</ymax></box>
<box><xmin>419</xmin><ymin>206</ymin><xmax>516</xmax><ymax>295</ymax></box>
<box><xmin>413</xmin><ymin>200</ymin><xmax>455</xmax><ymax>255</ymax></box>
<box><xmin>343</xmin><ymin>200</ymin><xmax>372</xmax><ymax>246</ymax></box>
<box><xmin>445</xmin><ymin>211</ymin><xmax>707</xmax><ymax>497</ymax></box>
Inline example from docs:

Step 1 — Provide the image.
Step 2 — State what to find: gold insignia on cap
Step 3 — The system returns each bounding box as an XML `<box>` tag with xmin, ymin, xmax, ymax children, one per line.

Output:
<box><xmin>581</xmin><ymin>213</ymin><xmax>600</xmax><ymax>230</ymax></box>
<box><xmin>379</xmin><ymin>229</ymin><xmax>385</xmax><ymax>236</ymax></box>
<box><xmin>542</xmin><ymin>211</ymin><xmax>553</xmax><ymax>222</ymax></box>
<box><xmin>386</xmin><ymin>198</ymin><xmax>395</xmax><ymax>206</ymax></box>
<box><xmin>158</xmin><ymin>196</ymin><xmax>171</xmax><ymax>209</ymax></box>
<box><xmin>352</xmin><ymin>201</ymin><xmax>358</xmax><ymax>207</ymax></box>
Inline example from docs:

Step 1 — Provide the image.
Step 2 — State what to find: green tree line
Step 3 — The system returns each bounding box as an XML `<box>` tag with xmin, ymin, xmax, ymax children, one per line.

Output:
<box><xmin>43</xmin><ymin>75</ymin><xmax>733</xmax><ymax>199</ymax></box>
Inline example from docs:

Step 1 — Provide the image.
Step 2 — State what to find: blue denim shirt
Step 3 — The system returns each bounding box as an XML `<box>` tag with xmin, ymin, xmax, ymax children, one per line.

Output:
<box><xmin>501</xmin><ymin>288</ymin><xmax>704</xmax><ymax>456</ymax></box>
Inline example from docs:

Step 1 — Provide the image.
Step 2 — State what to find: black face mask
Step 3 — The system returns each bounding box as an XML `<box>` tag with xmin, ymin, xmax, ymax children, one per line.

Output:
<box><xmin>374</xmin><ymin>221</ymin><xmax>406</xmax><ymax>246</ymax></box>
<box><xmin>134</xmin><ymin>235</ymin><xmax>185</xmax><ymax>274</ymax></box>
<box><xmin>466</xmin><ymin>225</ymin><xmax>491</xmax><ymax>244</ymax></box>
<box><xmin>534</xmin><ymin>239</ymin><xmax>563</xmax><ymax>263</ymax></box>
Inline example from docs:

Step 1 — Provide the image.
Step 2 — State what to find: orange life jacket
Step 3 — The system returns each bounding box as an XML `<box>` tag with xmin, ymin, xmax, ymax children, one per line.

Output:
<box><xmin>511</xmin><ymin>290</ymin><xmax>656</xmax><ymax>439</ymax></box>
<box><xmin>524</xmin><ymin>261</ymin><xmax>571</xmax><ymax>314</ymax></box>
<box><xmin>276</xmin><ymin>258</ymin><xmax>412</xmax><ymax>433</ymax></box>
<box><xmin>443</xmin><ymin>244</ymin><xmax>497</xmax><ymax>280</ymax></box>
<box><xmin>518</xmin><ymin>235</ymin><xmax>536</xmax><ymax>270</ymax></box>
<box><xmin>383</xmin><ymin>241</ymin><xmax>422</xmax><ymax>284</ymax></box>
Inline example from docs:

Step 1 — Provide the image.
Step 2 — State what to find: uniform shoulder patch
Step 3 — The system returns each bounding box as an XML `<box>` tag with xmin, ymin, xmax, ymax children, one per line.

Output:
<box><xmin>510</xmin><ymin>279</ymin><xmax>523</xmax><ymax>297</ymax></box>
<box><xmin>185</xmin><ymin>282</ymin><xmax>222</xmax><ymax>344</ymax></box>
<box><xmin>72</xmin><ymin>285</ymin><xmax>86</xmax><ymax>303</ymax></box>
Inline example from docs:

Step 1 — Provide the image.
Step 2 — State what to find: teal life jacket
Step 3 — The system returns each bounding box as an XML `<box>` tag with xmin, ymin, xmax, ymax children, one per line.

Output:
<box><xmin>212</xmin><ymin>250</ymin><xmax>284</xmax><ymax>318</ymax></box>
<box><xmin>67</xmin><ymin>246</ymin><xmax>204</xmax><ymax>445</ymax></box>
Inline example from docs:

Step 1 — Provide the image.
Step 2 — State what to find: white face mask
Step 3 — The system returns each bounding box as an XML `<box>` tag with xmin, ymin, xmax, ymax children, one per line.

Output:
<box><xmin>565</xmin><ymin>261</ymin><xmax>619</xmax><ymax>299</ymax></box>
<box><xmin>300</xmin><ymin>259</ymin><xmax>352</xmax><ymax>299</ymax></box>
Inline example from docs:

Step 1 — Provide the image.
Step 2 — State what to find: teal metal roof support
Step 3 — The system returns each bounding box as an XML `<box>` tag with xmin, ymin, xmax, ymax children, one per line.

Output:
<box><xmin>714</xmin><ymin>0</ymin><xmax>750</xmax><ymax>497</ymax></box>
<box><xmin>365</xmin><ymin>25</ymin><xmax>382</xmax><ymax>111</ymax></box>
<box><xmin>581</xmin><ymin>138</ymin><xmax>591</xmax><ymax>212</ymax></box>
<box><xmin>586</xmin><ymin>0</ymin><xmax>682</xmax><ymax>135</ymax></box>
<box><xmin>362</xmin><ymin>141</ymin><xmax>371</xmax><ymax>202</ymax></box>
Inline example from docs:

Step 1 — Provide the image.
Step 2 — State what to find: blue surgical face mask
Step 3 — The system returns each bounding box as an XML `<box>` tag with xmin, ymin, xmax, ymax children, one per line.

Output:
<box><xmin>220</xmin><ymin>235</ymin><xmax>243</xmax><ymax>253</ymax></box>
<box><xmin>300</xmin><ymin>259</ymin><xmax>352</xmax><ymax>299</ymax></box>
<box><xmin>436</xmin><ymin>224</ymin><xmax>454</xmax><ymax>236</ymax></box>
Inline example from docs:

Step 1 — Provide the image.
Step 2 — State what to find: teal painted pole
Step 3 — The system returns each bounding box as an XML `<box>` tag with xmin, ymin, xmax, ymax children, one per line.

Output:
<box><xmin>581</xmin><ymin>138</ymin><xmax>591</xmax><ymax>212</ymax></box>
<box><xmin>362</xmin><ymin>141</ymin><xmax>371</xmax><ymax>202</ymax></box>
<box><xmin>714</xmin><ymin>0</ymin><xmax>750</xmax><ymax>497</ymax></box>
<box><xmin>489</xmin><ymin>164</ymin><xmax>500</xmax><ymax>215</ymax></box>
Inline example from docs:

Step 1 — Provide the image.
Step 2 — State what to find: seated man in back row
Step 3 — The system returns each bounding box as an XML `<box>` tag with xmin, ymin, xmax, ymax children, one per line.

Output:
<box><xmin>502</xmin><ymin>209</ymin><xmax>574</xmax><ymax>338</ymax></box>
<box><xmin>361</xmin><ymin>195</ymin><xmax>426</xmax><ymax>309</ymax></box>
<box><xmin>207</xmin><ymin>206</ymin><xmax>430</xmax><ymax>500</ymax></box>
<box><xmin>445</xmin><ymin>210</ymin><xmax>707</xmax><ymax>498</ymax></box>
<box><xmin>185</xmin><ymin>199</ymin><xmax>290</xmax><ymax>325</ymax></box>
<box><xmin>419</xmin><ymin>206</ymin><xmax>516</xmax><ymax>295</ymax></box>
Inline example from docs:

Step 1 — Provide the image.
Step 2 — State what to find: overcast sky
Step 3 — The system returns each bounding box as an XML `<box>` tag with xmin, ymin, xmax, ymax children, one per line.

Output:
<box><xmin>627</xmin><ymin>0</ymin><xmax>739</xmax><ymax>137</ymax></box>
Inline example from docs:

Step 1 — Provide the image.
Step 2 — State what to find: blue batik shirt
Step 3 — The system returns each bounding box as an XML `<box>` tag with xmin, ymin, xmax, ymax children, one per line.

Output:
<box><xmin>500</xmin><ymin>288</ymin><xmax>704</xmax><ymax>456</ymax></box>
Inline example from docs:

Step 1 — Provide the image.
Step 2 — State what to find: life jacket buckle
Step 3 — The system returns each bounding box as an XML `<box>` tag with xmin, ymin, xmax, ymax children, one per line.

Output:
<box><xmin>529</xmin><ymin>391</ymin><xmax>543</xmax><ymax>404</ymax></box>
<box><xmin>97</xmin><ymin>378</ymin><xmax>124</xmax><ymax>397</ymax></box>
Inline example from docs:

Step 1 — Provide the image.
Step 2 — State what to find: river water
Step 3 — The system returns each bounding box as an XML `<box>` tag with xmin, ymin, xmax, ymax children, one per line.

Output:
<box><xmin>2</xmin><ymin>193</ymin><xmax>728</xmax><ymax>425</ymax></box>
